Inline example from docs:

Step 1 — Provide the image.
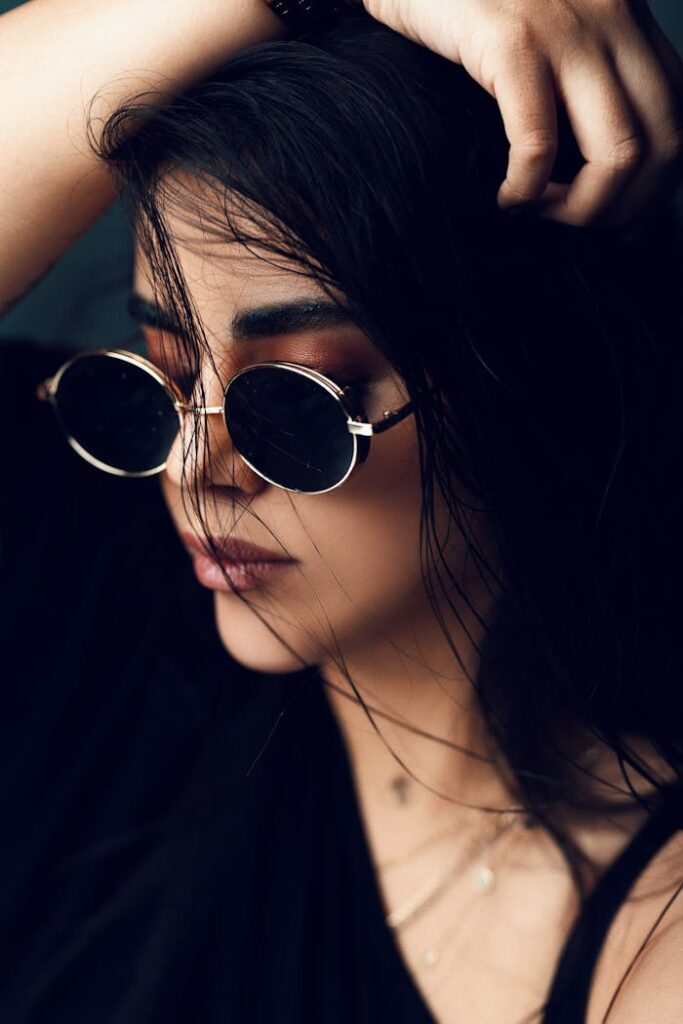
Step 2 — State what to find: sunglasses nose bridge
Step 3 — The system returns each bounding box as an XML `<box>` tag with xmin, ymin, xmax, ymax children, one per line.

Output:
<box><xmin>174</xmin><ymin>401</ymin><xmax>225</xmax><ymax>417</ymax></box>
<box><xmin>165</xmin><ymin>399</ymin><xmax>261</xmax><ymax>494</ymax></box>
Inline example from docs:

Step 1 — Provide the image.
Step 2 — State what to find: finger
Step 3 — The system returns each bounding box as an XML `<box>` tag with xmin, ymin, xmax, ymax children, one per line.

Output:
<box><xmin>599</xmin><ymin>20</ymin><xmax>683</xmax><ymax>222</ymax></box>
<box><xmin>492</xmin><ymin>56</ymin><xmax>559</xmax><ymax>209</ymax></box>
<box><xmin>539</xmin><ymin>56</ymin><xmax>643</xmax><ymax>226</ymax></box>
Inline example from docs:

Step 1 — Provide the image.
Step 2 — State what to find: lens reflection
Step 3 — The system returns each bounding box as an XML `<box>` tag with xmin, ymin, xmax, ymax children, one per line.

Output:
<box><xmin>54</xmin><ymin>353</ymin><xmax>180</xmax><ymax>475</ymax></box>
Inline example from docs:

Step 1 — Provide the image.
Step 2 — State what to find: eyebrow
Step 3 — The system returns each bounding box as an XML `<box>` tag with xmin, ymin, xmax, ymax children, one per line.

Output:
<box><xmin>128</xmin><ymin>292</ymin><xmax>355</xmax><ymax>341</ymax></box>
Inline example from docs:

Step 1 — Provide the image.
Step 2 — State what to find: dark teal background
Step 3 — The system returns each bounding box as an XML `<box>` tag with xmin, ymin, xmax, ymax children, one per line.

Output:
<box><xmin>1</xmin><ymin>0</ymin><xmax>682</xmax><ymax>348</ymax></box>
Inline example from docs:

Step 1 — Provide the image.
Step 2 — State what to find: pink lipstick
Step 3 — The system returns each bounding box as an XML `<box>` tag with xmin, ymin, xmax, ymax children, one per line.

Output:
<box><xmin>180</xmin><ymin>532</ymin><xmax>295</xmax><ymax>594</ymax></box>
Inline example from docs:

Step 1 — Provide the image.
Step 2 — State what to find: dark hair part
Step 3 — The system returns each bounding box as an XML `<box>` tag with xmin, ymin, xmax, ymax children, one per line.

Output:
<box><xmin>93</xmin><ymin>11</ymin><xmax>682</xmax><ymax>1019</ymax></box>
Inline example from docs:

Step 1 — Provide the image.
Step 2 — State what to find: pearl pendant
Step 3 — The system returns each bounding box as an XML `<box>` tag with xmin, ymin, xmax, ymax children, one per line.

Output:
<box><xmin>474</xmin><ymin>866</ymin><xmax>495</xmax><ymax>892</ymax></box>
<box><xmin>417</xmin><ymin>865</ymin><xmax>497</xmax><ymax>971</ymax></box>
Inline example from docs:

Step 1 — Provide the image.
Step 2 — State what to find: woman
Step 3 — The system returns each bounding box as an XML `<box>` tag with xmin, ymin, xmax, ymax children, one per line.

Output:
<box><xmin>2</xmin><ymin>1</ymin><xmax>683</xmax><ymax>1023</ymax></box>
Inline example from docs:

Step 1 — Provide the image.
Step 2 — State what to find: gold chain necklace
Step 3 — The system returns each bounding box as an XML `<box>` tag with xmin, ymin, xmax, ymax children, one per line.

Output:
<box><xmin>384</xmin><ymin>813</ymin><xmax>520</xmax><ymax>939</ymax></box>
<box><xmin>377</xmin><ymin>822</ymin><xmax>463</xmax><ymax>872</ymax></box>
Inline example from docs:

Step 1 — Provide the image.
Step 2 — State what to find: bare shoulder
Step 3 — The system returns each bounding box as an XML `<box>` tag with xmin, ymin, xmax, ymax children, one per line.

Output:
<box><xmin>588</xmin><ymin>829</ymin><xmax>683</xmax><ymax>1024</ymax></box>
<box><xmin>601</xmin><ymin>912</ymin><xmax>683</xmax><ymax>1023</ymax></box>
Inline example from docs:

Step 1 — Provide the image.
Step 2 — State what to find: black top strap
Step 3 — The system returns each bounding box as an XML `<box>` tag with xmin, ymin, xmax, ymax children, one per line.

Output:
<box><xmin>542</xmin><ymin>784</ymin><xmax>683</xmax><ymax>1022</ymax></box>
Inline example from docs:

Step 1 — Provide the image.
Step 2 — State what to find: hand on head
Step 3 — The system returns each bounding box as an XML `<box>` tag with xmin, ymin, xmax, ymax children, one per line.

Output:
<box><xmin>364</xmin><ymin>0</ymin><xmax>683</xmax><ymax>225</ymax></box>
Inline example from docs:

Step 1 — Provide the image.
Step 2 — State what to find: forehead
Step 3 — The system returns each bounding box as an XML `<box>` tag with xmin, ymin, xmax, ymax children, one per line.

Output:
<box><xmin>133</xmin><ymin>174</ymin><xmax>338</xmax><ymax>325</ymax></box>
<box><xmin>129</xmin><ymin>175</ymin><xmax>384</xmax><ymax>371</ymax></box>
<box><xmin>133</xmin><ymin>238</ymin><xmax>335</xmax><ymax>329</ymax></box>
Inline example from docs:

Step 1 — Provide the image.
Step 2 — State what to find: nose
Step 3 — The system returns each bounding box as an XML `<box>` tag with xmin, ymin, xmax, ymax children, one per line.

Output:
<box><xmin>163</xmin><ymin>386</ymin><xmax>266</xmax><ymax>498</ymax></box>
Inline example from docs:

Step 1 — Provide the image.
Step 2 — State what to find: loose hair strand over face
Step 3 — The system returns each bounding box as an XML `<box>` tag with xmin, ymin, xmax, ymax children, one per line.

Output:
<box><xmin>92</xmin><ymin>12</ymin><xmax>683</xmax><ymax>1020</ymax></box>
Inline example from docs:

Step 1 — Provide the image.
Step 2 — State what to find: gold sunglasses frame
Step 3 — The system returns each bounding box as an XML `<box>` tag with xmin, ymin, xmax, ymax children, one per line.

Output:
<box><xmin>36</xmin><ymin>347</ymin><xmax>415</xmax><ymax>494</ymax></box>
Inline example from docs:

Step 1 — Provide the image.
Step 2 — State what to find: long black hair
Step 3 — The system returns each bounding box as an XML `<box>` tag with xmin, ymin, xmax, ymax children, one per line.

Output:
<box><xmin>93</xmin><ymin>8</ymin><xmax>683</xmax><ymax>1015</ymax></box>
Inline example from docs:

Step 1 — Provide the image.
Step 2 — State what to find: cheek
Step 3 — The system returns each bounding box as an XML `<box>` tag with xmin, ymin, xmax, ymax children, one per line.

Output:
<box><xmin>295</xmin><ymin>423</ymin><xmax>427</xmax><ymax>613</ymax></box>
<box><xmin>159</xmin><ymin>474</ymin><xmax>183</xmax><ymax>524</ymax></box>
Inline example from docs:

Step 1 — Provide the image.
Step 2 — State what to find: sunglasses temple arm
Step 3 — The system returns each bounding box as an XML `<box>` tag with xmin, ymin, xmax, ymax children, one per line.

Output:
<box><xmin>350</xmin><ymin>401</ymin><xmax>414</xmax><ymax>437</ymax></box>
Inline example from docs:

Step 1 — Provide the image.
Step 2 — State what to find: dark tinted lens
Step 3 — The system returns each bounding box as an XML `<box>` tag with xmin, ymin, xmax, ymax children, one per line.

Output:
<box><xmin>225</xmin><ymin>366</ymin><xmax>356</xmax><ymax>493</ymax></box>
<box><xmin>53</xmin><ymin>354</ymin><xmax>180</xmax><ymax>475</ymax></box>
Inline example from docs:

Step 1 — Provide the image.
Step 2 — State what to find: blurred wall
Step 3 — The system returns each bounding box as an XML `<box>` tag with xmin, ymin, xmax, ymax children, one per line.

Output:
<box><xmin>1</xmin><ymin>0</ymin><xmax>682</xmax><ymax>348</ymax></box>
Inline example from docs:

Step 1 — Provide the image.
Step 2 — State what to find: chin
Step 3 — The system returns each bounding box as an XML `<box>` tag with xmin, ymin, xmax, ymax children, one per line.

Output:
<box><xmin>213</xmin><ymin>593</ymin><xmax>316</xmax><ymax>676</ymax></box>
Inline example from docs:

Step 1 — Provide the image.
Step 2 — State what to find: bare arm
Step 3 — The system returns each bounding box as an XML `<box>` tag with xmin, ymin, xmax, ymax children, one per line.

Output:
<box><xmin>0</xmin><ymin>0</ymin><xmax>285</xmax><ymax>315</ymax></box>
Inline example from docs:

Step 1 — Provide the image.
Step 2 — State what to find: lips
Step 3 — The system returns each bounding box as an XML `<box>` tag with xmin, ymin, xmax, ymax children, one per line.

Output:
<box><xmin>180</xmin><ymin>532</ymin><xmax>292</xmax><ymax>564</ymax></box>
<box><xmin>180</xmin><ymin>531</ymin><xmax>296</xmax><ymax>593</ymax></box>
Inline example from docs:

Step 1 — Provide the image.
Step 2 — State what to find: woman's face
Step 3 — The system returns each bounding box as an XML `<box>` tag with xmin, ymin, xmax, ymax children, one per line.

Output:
<box><xmin>133</xmin><ymin>211</ymin><xmax>478</xmax><ymax>677</ymax></box>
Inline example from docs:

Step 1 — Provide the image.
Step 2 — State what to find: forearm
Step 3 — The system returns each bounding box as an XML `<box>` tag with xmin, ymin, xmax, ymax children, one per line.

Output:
<box><xmin>0</xmin><ymin>0</ymin><xmax>284</xmax><ymax>314</ymax></box>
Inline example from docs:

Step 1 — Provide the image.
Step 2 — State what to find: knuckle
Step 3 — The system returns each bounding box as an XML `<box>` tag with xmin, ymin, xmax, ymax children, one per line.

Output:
<box><xmin>604</xmin><ymin>135</ymin><xmax>644</xmax><ymax>172</ymax></box>
<box><xmin>487</xmin><ymin>16</ymin><xmax>536</xmax><ymax>59</ymax></box>
<box><xmin>517</xmin><ymin>127</ymin><xmax>557</xmax><ymax>161</ymax></box>
<box><xmin>551</xmin><ymin>6</ymin><xmax>584</xmax><ymax>42</ymax></box>
<box><xmin>502</xmin><ymin>180</ymin><xmax>543</xmax><ymax>203</ymax></box>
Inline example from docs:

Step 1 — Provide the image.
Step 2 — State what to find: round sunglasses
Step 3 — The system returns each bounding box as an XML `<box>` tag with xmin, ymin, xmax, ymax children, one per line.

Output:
<box><xmin>36</xmin><ymin>348</ymin><xmax>414</xmax><ymax>494</ymax></box>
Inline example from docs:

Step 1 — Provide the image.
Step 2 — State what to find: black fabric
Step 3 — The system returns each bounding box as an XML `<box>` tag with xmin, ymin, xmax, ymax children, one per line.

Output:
<box><xmin>0</xmin><ymin>340</ymin><xmax>680</xmax><ymax>1024</ymax></box>
<box><xmin>542</xmin><ymin>786</ymin><xmax>683</xmax><ymax>1022</ymax></box>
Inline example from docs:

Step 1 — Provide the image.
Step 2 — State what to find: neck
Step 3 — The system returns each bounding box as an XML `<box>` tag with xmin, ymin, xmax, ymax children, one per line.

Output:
<box><xmin>320</xmin><ymin>585</ymin><xmax>516</xmax><ymax>860</ymax></box>
<box><xmin>320</xmin><ymin>590</ymin><xmax>663</xmax><ymax>887</ymax></box>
